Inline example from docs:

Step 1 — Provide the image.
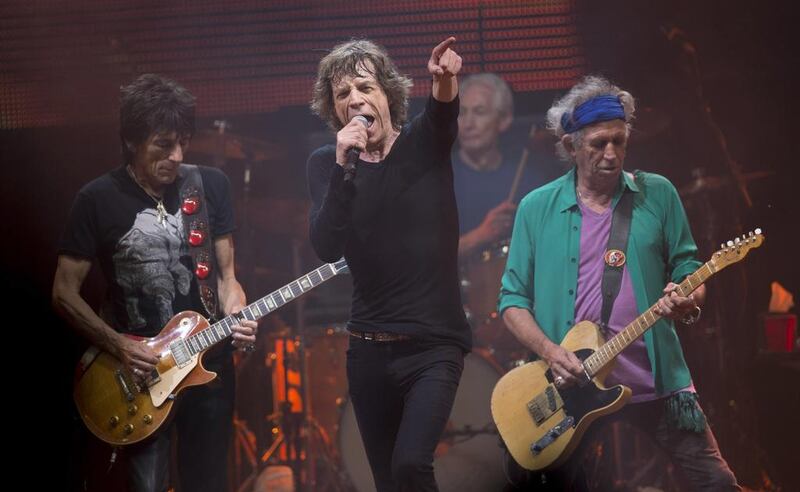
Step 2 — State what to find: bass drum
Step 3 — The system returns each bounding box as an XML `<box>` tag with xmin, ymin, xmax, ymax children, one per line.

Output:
<box><xmin>338</xmin><ymin>350</ymin><xmax>507</xmax><ymax>492</ymax></box>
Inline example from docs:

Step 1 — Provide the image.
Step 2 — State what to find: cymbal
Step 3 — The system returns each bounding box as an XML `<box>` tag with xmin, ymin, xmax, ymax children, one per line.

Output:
<box><xmin>188</xmin><ymin>130</ymin><xmax>285</xmax><ymax>163</ymax></box>
<box><xmin>679</xmin><ymin>171</ymin><xmax>774</xmax><ymax>197</ymax></box>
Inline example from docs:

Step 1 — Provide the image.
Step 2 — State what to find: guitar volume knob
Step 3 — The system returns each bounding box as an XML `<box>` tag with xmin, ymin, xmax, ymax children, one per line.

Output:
<box><xmin>143</xmin><ymin>415</ymin><xmax>153</xmax><ymax>425</ymax></box>
<box><xmin>123</xmin><ymin>424</ymin><xmax>135</xmax><ymax>435</ymax></box>
<box><xmin>109</xmin><ymin>416</ymin><xmax>119</xmax><ymax>427</ymax></box>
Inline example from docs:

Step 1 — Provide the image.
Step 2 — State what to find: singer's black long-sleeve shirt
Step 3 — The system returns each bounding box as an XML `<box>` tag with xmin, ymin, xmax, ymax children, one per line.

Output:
<box><xmin>306</xmin><ymin>96</ymin><xmax>471</xmax><ymax>351</ymax></box>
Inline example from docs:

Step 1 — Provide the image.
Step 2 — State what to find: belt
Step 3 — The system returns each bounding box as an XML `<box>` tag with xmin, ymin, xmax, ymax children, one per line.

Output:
<box><xmin>348</xmin><ymin>330</ymin><xmax>411</xmax><ymax>342</ymax></box>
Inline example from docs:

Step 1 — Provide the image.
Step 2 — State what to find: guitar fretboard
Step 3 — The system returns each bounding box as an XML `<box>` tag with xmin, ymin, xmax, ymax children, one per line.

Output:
<box><xmin>582</xmin><ymin>261</ymin><xmax>717</xmax><ymax>377</ymax></box>
<box><xmin>180</xmin><ymin>260</ymin><xmax>345</xmax><ymax>356</ymax></box>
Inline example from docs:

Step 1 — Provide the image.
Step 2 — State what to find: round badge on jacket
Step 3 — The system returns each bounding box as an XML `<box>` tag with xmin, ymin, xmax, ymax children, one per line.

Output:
<box><xmin>603</xmin><ymin>249</ymin><xmax>626</xmax><ymax>267</ymax></box>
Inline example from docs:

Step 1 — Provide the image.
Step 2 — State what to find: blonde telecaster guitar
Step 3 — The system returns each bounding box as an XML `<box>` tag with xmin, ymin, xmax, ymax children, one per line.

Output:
<box><xmin>491</xmin><ymin>230</ymin><xmax>763</xmax><ymax>471</ymax></box>
<box><xmin>74</xmin><ymin>259</ymin><xmax>348</xmax><ymax>446</ymax></box>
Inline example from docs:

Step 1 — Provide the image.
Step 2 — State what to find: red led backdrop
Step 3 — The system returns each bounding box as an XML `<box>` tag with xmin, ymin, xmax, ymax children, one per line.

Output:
<box><xmin>0</xmin><ymin>0</ymin><xmax>584</xmax><ymax>128</ymax></box>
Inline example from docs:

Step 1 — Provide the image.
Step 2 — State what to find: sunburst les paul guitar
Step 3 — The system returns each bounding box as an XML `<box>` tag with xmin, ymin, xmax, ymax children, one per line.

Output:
<box><xmin>491</xmin><ymin>230</ymin><xmax>764</xmax><ymax>471</ymax></box>
<box><xmin>74</xmin><ymin>259</ymin><xmax>348</xmax><ymax>446</ymax></box>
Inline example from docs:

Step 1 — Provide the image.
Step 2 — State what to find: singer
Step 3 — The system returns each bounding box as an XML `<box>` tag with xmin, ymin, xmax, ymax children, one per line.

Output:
<box><xmin>307</xmin><ymin>37</ymin><xmax>468</xmax><ymax>491</ymax></box>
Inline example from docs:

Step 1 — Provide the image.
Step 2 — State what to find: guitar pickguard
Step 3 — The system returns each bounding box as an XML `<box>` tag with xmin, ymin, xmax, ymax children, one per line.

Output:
<box><xmin>149</xmin><ymin>354</ymin><xmax>199</xmax><ymax>407</ymax></box>
<box><xmin>548</xmin><ymin>349</ymin><xmax>624</xmax><ymax>426</ymax></box>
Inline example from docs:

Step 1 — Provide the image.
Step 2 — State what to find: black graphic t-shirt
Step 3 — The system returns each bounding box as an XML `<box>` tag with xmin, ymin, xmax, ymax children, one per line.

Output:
<box><xmin>59</xmin><ymin>165</ymin><xmax>235</xmax><ymax>337</ymax></box>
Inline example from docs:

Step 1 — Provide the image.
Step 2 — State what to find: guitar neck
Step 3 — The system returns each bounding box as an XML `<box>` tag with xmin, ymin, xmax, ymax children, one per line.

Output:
<box><xmin>181</xmin><ymin>260</ymin><xmax>346</xmax><ymax>356</ymax></box>
<box><xmin>582</xmin><ymin>260</ymin><xmax>718</xmax><ymax>378</ymax></box>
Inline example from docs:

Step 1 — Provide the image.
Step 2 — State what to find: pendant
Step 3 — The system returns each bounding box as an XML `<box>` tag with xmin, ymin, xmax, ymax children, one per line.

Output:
<box><xmin>156</xmin><ymin>200</ymin><xmax>167</xmax><ymax>226</ymax></box>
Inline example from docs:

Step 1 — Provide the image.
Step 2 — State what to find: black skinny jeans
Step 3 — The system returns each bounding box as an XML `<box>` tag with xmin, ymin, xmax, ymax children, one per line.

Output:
<box><xmin>347</xmin><ymin>336</ymin><xmax>465</xmax><ymax>492</ymax></box>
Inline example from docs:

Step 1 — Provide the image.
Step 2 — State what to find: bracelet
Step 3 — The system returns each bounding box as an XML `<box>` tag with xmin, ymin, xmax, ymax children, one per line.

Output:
<box><xmin>681</xmin><ymin>305</ymin><xmax>702</xmax><ymax>325</ymax></box>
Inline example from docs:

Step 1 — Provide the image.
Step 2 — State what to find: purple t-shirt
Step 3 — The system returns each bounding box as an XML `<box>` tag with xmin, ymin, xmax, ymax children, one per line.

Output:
<box><xmin>574</xmin><ymin>200</ymin><xmax>659</xmax><ymax>402</ymax></box>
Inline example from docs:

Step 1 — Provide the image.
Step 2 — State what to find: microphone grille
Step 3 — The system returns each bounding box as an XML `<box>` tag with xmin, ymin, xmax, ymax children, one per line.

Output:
<box><xmin>353</xmin><ymin>115</ymin><xmax>370</xmax><ymax>127</ymax></box>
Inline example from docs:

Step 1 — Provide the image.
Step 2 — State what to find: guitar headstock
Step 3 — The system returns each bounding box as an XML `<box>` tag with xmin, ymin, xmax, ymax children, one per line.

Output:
<box><xmin>333</xmin><ymin>258</ymin><xmax>350</xmax><ymax>274</ymax></box>
<box><xmin>710</xmin><ymin>228</ymin><xmax>764</xmax><ymax>270</ymax></box>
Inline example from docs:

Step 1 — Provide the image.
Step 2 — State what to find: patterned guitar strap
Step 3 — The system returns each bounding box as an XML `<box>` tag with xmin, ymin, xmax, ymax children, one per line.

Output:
<box><xmin>178</xmin><ymin>164</ymin><xmax>220</xmax><ymax>321</ymax></box>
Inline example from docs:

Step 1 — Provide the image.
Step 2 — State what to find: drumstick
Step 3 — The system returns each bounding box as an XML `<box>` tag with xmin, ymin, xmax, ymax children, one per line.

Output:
<box><xmin>506</xmin><ymin>123</ymin><xmax>538</xmax><ymax>203</ymax></box>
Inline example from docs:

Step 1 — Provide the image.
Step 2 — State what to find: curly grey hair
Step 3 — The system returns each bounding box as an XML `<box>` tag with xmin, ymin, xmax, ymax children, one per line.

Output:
<box><xmin>546</xmin><ymin>75</ymin><xmax>635</xmax><ymax>162</ymax></box>
<box><xmin>460</xmin><ymin>72</ymin><xmax>514</xmax><ymax>118</ymax></box>
<box><xmin>310</xmin><ymin>39</ymin><xmax>413</xmax><ymax>132</ymax></box>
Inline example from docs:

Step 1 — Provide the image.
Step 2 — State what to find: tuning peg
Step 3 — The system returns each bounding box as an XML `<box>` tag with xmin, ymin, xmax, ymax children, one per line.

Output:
<box><xmin>748</xmin><ymin>231</ymin><xmax>754</xmax><ymax>237</ymax></box>
<box><xmin>727</xmin><ymin>240</ymin><xmax>734</xmax><ymax>247</ymax></box>
<box><xmin>734</xmin><ymin>237</ymin><xmax>741</xmax><ymax>244</ymax></box>
<box><xmin>755</xmin><ymin>228</ymin><xmax>762</xmax><ymax>235</ymax></box>
<box><xmin>720</xmin><ymin>243</ymin><xmax>725</xmax><ymax>249</ymax></box>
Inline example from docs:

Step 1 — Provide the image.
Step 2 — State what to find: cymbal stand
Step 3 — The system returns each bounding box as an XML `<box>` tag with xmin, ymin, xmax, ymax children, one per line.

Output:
<box><xmin>239</xmin><ymin>129</ymin><xmax>257</xmax><ymax>297</ymax></box>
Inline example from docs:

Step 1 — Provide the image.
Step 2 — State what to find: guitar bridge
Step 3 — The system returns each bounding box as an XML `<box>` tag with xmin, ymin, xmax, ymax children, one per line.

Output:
<box><xmin>145</xmin><ymin>368</ymin><xmax>162</xmax><ymax>387</ymax></box>
<box><xmin>114</xmin><ymin>370</ymin><xmax>136</xmax><ymax>402</ymax></box>
<box><xmin>527</xmin><ymin>385</ymin><xmax>564</xmax><ymax>425</ymax></box>
<box><xmin>530</xmin><ymin>415</ymin><xmax>575</xmax><ymax>455</ymax></box>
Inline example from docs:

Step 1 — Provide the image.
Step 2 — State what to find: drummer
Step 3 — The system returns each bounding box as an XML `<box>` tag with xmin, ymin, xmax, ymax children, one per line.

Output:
<box><xmin>454</xmin><ymin>73</ymin><xmax>552</xmax><ymax>260</ymax></box>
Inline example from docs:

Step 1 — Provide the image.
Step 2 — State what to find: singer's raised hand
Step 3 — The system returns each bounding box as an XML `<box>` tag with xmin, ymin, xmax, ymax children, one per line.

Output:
<box><xmin>429</xmin><ymin>37</ymin><xmax>461</xmax><ymax>102</ymax></box>
<box><xmin>335</xmin><ymin>116</ymin><xmax>369</xmax><ymax>166</ymax></box>
<box><xmin>428</xmin><ymin>37</ymin><xmax>461</xmax><ymax>79</ymax></box>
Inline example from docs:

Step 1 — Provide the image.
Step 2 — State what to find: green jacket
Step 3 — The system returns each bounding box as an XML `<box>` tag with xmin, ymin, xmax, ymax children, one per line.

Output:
<box><xmin>498</xmin><ymin>167</ymin><xmax>701</xmax><ymax>395</ymax></box>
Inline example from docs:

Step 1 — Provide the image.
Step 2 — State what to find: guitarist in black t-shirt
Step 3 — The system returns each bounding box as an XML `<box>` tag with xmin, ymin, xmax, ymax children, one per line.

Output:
<box><xmin>52</xmin><ymin>74</ymin><xmax>257</xmax><ymax>492</ymax></box>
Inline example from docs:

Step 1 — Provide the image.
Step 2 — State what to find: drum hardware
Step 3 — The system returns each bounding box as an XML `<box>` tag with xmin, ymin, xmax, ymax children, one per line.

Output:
<box><xmin>234</xmin><ymin>235</ymin><xmax>347</xmax><ymax>492</ymax></box>
<box><xmin>235</xmin><ymin>329</ymin><xmax>348</xmax><ymax>492</ymax></box>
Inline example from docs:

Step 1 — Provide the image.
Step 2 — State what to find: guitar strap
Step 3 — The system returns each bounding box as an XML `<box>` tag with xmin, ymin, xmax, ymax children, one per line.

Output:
<box><xmin>599</xmin><ymin>188</ymin><xmax>633</xmax><ymax>332</ymax></box>
<box><xmin>179</xmin><ymin>164</ymin><xmax>220</xmax><ymax>321</ymax></box>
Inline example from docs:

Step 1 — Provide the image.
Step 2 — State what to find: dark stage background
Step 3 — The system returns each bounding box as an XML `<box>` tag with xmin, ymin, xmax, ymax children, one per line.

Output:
<box><xmin>2</xmin><ymin>1</ymin><xmax>797</xmax><ymax>490</ymax></box>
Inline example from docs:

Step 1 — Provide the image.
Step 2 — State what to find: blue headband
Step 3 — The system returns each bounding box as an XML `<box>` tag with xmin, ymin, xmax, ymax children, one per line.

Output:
<box><xmin>560</xmin><ymin>95</ymin><xmax>625</xmax><ymax>134</ymax></box>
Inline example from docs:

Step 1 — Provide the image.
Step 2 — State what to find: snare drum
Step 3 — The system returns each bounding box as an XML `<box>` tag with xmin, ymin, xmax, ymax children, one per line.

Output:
<box><xmin>337</xmin><ymin>350</ymin><xmax>507</xmax><ymax>492</ymax></box>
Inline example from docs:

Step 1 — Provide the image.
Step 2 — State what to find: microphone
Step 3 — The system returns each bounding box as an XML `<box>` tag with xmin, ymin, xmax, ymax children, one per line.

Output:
<box><xmin>343</xmin><ymin>115</ymin><xmax>370</xmax><ymax>183</ymax></box>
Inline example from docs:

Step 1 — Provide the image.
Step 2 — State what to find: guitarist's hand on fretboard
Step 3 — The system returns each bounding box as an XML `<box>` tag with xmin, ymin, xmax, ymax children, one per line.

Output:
<box><xmin>228</xmin><ymin>305</ymin><xmax>258</xmax><ymax>352</ymax></box>
<box><xmin>655</xmin><ymin>282</ymin><xmax>705</xmax><ymax>321</ymax></box>
<box><xmin>542</xmin><ymin>342</ymin><xmax>585</xmax><ymax>388</ymax></box>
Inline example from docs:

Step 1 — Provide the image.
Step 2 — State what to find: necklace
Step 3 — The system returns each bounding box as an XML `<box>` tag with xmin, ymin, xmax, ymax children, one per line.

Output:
<box><xmin>126</xmin><ymin>165</ymin><xmax>167</xmax><ymax>226</ymax></box>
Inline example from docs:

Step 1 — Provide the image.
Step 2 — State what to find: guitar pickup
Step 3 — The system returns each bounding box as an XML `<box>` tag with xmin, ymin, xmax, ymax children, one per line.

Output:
<box><xmin>527</xmin><ymin>385</ymin><xmax>564</xmax><ymax>425</ymax></box>
<box><xmin>169</xmin><ymin>339</ymin><xmax>192</xmax><ymax>368</ymax></box>
<box><xmin>530</xmin><ymin>415</ymin><xmax>575</xmax><ymax>455</ymax></box>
